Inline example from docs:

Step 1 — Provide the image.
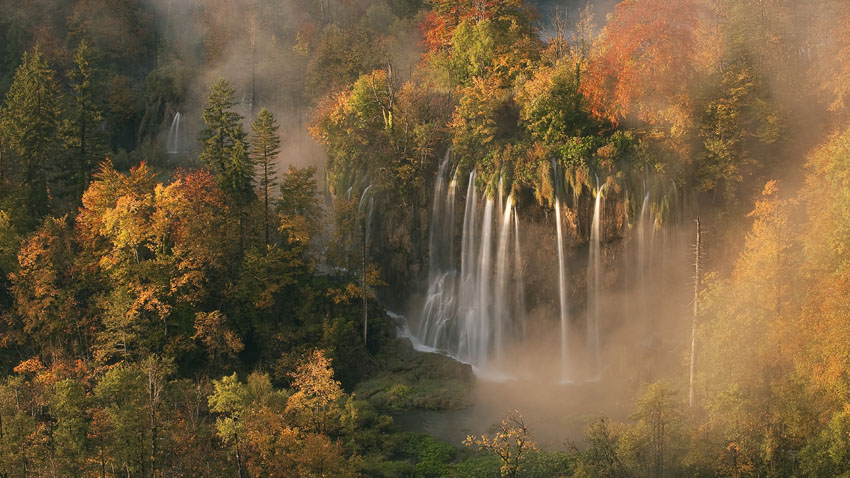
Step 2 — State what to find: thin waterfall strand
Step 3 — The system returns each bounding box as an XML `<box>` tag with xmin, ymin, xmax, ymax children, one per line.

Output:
<box><xmin>588</xmin><ymin>183</ymin><xmax>605</xmax><ymax>379</ymax></box>
<box><xmin>167</xmin><ymin>112</ymin><xmax>182</xmax><ymax>154</ymax></box>
<box><xmin>555</xmin><ymin>198</ymin><xmax>570</xmax><ymax>382</ymax></box>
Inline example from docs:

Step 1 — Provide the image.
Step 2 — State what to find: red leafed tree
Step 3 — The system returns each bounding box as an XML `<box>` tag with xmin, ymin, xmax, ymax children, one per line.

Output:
<box><xmin>422</xmin><ymin>0</ymin><xmax>467</xmax><ymax>53</ymax></box>
<box><xmin>581</xmin><ymin>0</ymin><xmax>719</xmax><ymax>129</ymax></box>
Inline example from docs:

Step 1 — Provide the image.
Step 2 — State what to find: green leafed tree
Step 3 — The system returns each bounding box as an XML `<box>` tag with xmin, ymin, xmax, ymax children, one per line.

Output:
<box><xmin>93</xmin><ymin>364</ymin><xmax>149</xmax><ymax>478</ymax></box>
<box><xmin>0</xmin><ymin>44</ymin><xmax>63</xmax><ymax>218</ymax></box>
<box><xmin>0</xmin><ymin>374</ymin><xmax>49</xmax><ymax>475</ymax></box>
<box><xmin>50</xmin><ymin>379</ymin><xmax>91</xmax><ymax>477</ymax></box>
<box><xmin>278</xmin><ymin>166</ymin><xmax>322</xmax><ymax>250</ymax></box>
<box><xmin>209</xmin><ymin>373</ymin><xmax>249</xmax><ymax>477</ymax></box>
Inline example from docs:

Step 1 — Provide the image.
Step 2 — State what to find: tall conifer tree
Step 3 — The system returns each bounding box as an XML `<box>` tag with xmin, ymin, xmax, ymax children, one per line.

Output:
<box><xmin>64</xmin><ymin>40</ymin><xmax>105</xmax><ymax>201</ymax></box>
<box><xmin>250</xmin><ymin>108</ymin><xmax>281</xmax><ymax>245</ymax></box>
<box><xmin>0</xmin><ymin>44</ymin><xmax>62</xmax><ymax>218</ymax></box>
<box><xmin>199</xmin><ymin>78</ymin><xmax>254</xmax><ymax>251</ymax></box>
<box><xmin>228</xmin><ymin>139</ymin><xmax>255</xmax><ymax>252</ymax></box>
<box><xmin>199</xmin><ymin>78</ymin><xmax>246</xmax><ymax>177</ymax></box>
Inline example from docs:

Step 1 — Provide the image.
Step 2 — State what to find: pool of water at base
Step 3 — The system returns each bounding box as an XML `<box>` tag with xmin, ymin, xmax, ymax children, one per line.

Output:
<box><xmin>391</xmin><ymin>378</ymin><xmax>634</xmax><ymax>449</ymax></box>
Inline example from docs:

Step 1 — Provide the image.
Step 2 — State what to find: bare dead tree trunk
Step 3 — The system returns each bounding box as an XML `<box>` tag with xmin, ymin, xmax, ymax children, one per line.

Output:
<box><xmin>146</xmin><ymin>359</ymin><xmax>165</xmax><ymax>478</ymax></box>
<box><xmin>689</xmin><ymin>217</ymin><xmax>701</xmax><ymax>408</ymax></box>
<box><xmin>249</xmin><ymin>14</ymin><xmax>257</xmax><ymax>114</ymax></box>
<box><xmin>234</xmin><ymin>428</ymin><xmax>244</xmax><ymax>478</ymax></box>
<box><xmin>0</xmin><ymin>138</ymin><xmax>4</xmax><ymax>183</ymax></box>
<box><xmin>362</xmin><ymin>222</ymin><xmax>368</xmax><ymax>346</ymax></box>
<box><xmin>655</xmin><ymin>403</ymin><xmax>664</xmax><ymax>478</ymax></box>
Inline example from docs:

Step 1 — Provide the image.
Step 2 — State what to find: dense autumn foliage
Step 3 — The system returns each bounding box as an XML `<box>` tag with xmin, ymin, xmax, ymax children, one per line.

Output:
<box><xmin>422</xmin><ymin>0</ymin><xmax>531</xmax><ymax>54</ymax></box>
<box><xmin>4</xmin><ymin>0</ymin><xmax>850</xmax><ymax>476</ymax></box>
<box><xmin>581</xmin><ymin>0</ymin><xmax>719</xmax><ymax>133</ymax></box>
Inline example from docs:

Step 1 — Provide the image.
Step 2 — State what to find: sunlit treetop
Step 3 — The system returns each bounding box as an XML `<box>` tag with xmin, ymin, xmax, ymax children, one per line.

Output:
<box><xmin>819</xmin><ymin>2</ymin><xmax>850</xmax><ymax>112</ymax></box>
<box><xmin>581</xmin><ymin>0</ymin><xmax>720</xmax><ymax>131</ymax></box>
<box><xmin>422</xmin><ymin>0</ymin><xmax>542</xmax><ymax>87</ymax></box>
<box><xmin>422</xmin><ymin>0</ymin><xmax>530</xmax><ymax>52</ymax></box>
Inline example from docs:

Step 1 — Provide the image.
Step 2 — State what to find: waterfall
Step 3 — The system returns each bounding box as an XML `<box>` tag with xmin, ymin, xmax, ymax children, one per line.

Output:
<box><xmin>638</xmin><ymin>192</ymin><xmax>650</xmax><ymax>282</ymax></box>
<box><xmin>494</xmin><ymin>192</ymin><xmax>514</xmax><ymax>362</ymax></box>
<box><xmin>415</xmin><ymin>162</ymin><xmax>521</xmax><ymax>374</ymax></box>
<box><xmin>457</xmin><ymin>171</ymin><xmax>478</xmax><ymax>360</ymax></box>
<box><xmin>167</xmin><ymin>112</ymin><xmax>182</xmax><ymax>154</ymax></box>
<box><xmin>513</xmin><ymin>211</ymin><xmax>526</xmax><ymax>339</ymax></box>
<box><xmin>587</xmin><ymin>181</ymin><xmax>605</xmax><ymax>379</ymax></box>
<box><xmin>635</xmin><ymin>192</ymin><xmax>651</xmax><ymax>330</ymax></box>
<box><xmin>359</xmin><ymin>184</ymin><xmax>374</xmax><ymax>345</ymax></box>
<box><xmin>420</xmin><ymin>155</ymin><xmax>457</xmax><ymax>349</ymax></box>
<box><xmin>555</xmin><ymin>197</ymin><xmax>570</xmax><ymax>382</ymax></box>
<box><xmin>428</xmin><ymin>155</ymin><xmax>453</xmax><ymax>275</ymax></box>
<box><xmin>460</xmin><ymin>171</ymin><xmax>477</xmax><ymax>297</ymax></box>
<box><xmin>469</xmin><ymin>196</ymin><xmax>494</xmax><ymax>365</ymax></box>
<box><xmin>359</xmin><ymin>185</ymin><xmax>374</xmax><ymax>241</ymax></box>
<box><xmin>409</xmin><ymin>159</ymin><xmax>692</xmax><ymax>382</ymax></box>
<box><xmin>448</xmin><ymin>169</ymin><xmax>458</xmax><ymax>266</ymax></box>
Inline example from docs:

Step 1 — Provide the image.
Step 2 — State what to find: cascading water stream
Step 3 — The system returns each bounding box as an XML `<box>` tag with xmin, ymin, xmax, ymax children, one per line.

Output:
<box><xmin>636</xmin><ymin>192</ymin><xmax>651</xmax><ymax>326</ymax></box>
<box><xmin>555</xmin><ymin>197</ymin><xmax>570</xmax><ymax>382</ymax></box>
<box><xmin>457</xmin><ymin>171</ymin><xmax>478</xmax><ymax>361</ymax></box>
<box><xmin>167</xmin><ymin>112</ymin><xmax>182</xmax><ymax>154</ymax></box>
<box><xmin>494</xmin><ymin>192</ymin><xmax>514</xmax><ymax>363</ymax></box>
<box><xmin>469</xmin><ymin>196</ymin><xmax>494</xmax><ymax>365</ymax></box>
<box><xmin>588</xmin><ymin>181</ymin><xmax>605</xmax><ymax>380</ymax></box>
<box><xmin>513</xmin><ymin>211</ymin><xmax>526</xmax><ymax>339</ymax></box>
<box><xmin>460</xmin><ymin>170</ymin><xmax>477</xmax><ymax>302</ymax></box>
<box><xmin>420</xmin><ymin>156</ymin><xmax>457</xmax><ymax>349</ymax></box>
<box><xmin>415</xmin><ymin>162</ymin><xmax>525</xmax><ymax>374</ymax></box>
<box><xmin>638</xmin><ymin>192</ymin><xmax>650</xmax><ymax>281</ymax></box>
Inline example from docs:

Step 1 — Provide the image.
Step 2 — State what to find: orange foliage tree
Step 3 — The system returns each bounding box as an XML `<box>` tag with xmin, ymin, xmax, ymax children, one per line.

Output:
<box><xmin>816</xmin><ymin>1</ymin><xmax>850</xmax><ymax>113</ymax></box>
<box><xmin>8</xmin><ymin>217</ymin><xmax>82</xmax><ymax>354</ymax></box>
<box><xmin>76</xmin><ymin>162</ymin><xmax>238</xmax><ymax>362</ymax></box>
<box><xmin>581</xmin><ymin>0</ymin><xmax>720</xmax><ymax>135</ymax></box>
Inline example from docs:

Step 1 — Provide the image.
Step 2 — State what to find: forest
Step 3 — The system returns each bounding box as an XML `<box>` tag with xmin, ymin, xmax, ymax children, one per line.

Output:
<box><xmin>2</xmin><ymin>0</ymin><xmax>850</xmax><ymax>476</ymax></box>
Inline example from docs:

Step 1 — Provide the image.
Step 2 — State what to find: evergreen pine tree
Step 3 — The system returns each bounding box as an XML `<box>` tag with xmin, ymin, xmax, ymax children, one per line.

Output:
<box><xmin>63</xmin><ymin>40</ymin><xmax>105</xmax><ymax>202</ymax></box>
<box><xmin>250</xmin><ymin>108</ymin><xmax>281</xmax><ymax>245</ymax></box>
<box><xmin>199</xmin><ymin>78</ymin><xmax>255</xmax><ymax>252</ymax></box>
<box><xmin>199</xmin><ymin>78</ymin><xmax>246</xmax><ymax>177</ymax></box>
<box><xmin>228</xmin><ymin>139</ymin><xmax>255</xmax><ymax>253</ymax></box>
<box><xmin>0</xmin><ymin>44</ymin><xmax>62</xmax><ymax>218</ymax></box>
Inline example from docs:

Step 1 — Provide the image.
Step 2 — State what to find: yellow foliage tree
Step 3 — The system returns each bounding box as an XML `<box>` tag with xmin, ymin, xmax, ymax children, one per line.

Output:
<box><xmin>286</xmin><ymin>349</ymin><xmax>344</xmax><ymax>434</ymax></box>
<box><xmin>464</xmin><ymin>411</ymin><xmax>537</xmax><ymax>478</ymax></box>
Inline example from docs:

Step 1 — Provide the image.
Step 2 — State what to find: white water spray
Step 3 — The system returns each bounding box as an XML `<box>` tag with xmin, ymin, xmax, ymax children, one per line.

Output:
<box><xmin>167</xmin><ymin>112</ymin><xmax>182</xmax><ymax>154</ymax></box>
